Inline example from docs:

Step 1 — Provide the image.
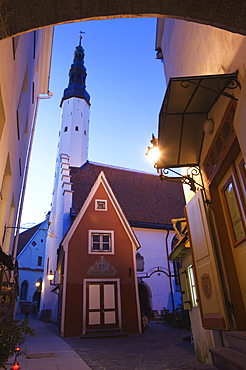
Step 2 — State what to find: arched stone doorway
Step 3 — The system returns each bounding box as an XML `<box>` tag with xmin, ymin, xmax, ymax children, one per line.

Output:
<box><xmin>1</xmin><ymin>1</ymin><xmax>246</xmax><ymax>40</ymax></box>
<box><xmin>138</xmin><ymin>280</ymin><xmax>152</xmax><ymax>319</ymax></box>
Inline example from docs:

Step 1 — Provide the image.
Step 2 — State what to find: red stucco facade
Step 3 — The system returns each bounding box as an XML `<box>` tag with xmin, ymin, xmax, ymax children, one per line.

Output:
<box><xmin>62</xmin><ymin>182</ymin><xmax>141</xmax><ymax>337</ymax></box>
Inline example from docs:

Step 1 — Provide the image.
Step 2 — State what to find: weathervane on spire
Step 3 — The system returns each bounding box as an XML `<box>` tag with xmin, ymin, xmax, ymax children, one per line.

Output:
<box><xmin>79</xmin><ymin>31</ymin><xmax>85</xmax><ymax>46</ymax></box>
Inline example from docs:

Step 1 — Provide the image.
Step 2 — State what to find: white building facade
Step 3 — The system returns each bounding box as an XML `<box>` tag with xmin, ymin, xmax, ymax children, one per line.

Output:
<box><xmin>16</xmin><ymin>220</ymin><xmax>49</xmax><ymax>315</ymax></box>
<box><xmin>0</xmin><ymin>28</ymin><xmax>53</xmax><ymax>292</ymax></box>
<box><xmin>135</xmin><ymin>227</ymin><xmax>181</xmax><ymax>315</ymax></box>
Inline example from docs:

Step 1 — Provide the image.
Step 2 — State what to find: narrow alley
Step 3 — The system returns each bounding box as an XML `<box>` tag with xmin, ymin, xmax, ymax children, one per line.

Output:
<box><xmin>7</xmin><ymin>318</ymin><xmax>215</xmax><ymax>370</ymax></box>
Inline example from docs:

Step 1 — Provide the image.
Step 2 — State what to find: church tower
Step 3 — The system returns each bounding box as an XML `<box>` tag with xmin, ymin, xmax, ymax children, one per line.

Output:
<box><xmin>58</xmin><ymin>33</ymin><xmax>90</xmax><ymax>167</ymax></box>
<box><xmin>51</xmin><ymin>33</ymin><xmax>91</xmax><ymax>239</ymax></box>
<box><xmin>42</xmin><ymin>34</ymin><xmax>90</xmax><ymax>321</ymax></box>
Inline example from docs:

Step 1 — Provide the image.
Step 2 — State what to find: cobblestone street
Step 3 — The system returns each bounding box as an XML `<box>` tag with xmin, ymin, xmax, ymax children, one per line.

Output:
<box><xmin>63</xmin><ymin>321</ymin><xmax>207</xmax><ymax>370</ymax></box>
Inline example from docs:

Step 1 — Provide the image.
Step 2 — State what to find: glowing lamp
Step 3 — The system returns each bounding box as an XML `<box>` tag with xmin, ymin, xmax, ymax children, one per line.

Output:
<box><xmin>145</xmin><ymin>134</ymin><xmax>160</xmax><ymax>166</ymax></box>
<box><xmin>11</xmin><ymin>362</ymin><xmax>20</xmax><ymax>370</ymax></box>
<box><xmin>47</xmin><ymin>270</ymin><xmax>54</xmax><ymax>281</ymax></box>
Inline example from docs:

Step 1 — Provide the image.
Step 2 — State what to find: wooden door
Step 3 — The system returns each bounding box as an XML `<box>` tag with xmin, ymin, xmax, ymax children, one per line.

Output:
<box><xmin>185</xmin><ymin>190</ymin><xmax>228</xmax><ymax>330</ymax></box>
<box><xmin>216</xmin><ymin>153</ymin><xmax>246</xmax><ymax>329</ymax></box>
<box><xmin>86</xmin><ymin>281</ymin><xmax>119</xmax><ymax>329</ymax></box>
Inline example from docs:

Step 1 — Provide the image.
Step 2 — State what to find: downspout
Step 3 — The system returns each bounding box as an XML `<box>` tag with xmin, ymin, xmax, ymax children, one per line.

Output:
<box><xmin>12</xmin><ymin>92</ymin><xmax>53</xmax><ymax>264</ymax></box>
<box><xmin>165</xmin><ymin>229</ymin><xmax>175</xmax><ymax>311</ymax></box>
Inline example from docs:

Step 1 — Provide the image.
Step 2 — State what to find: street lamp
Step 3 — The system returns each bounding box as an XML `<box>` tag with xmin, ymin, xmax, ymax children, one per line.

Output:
<box><xmin>47</xmin><ymin>270</ymin><xmax>59</xmax><ymax>288</ymax></box>
<box><xmin>35</xmin><ymin>280</ymin><xmax>41</xmax><ymax>288</ymax></box>
<box><xmin>47</xmin><ymin>270</ymin><xmax>54</xmax><ymax>283</ymax></box>
<box><xmin>146</xmin><ymin>134</ymin><xmax>204</xmax><ymax>193</ymax></box>
<box><xmin>145</xmin><ymin>134</ymin><xmax>160</xmax><ymax>167</ymax></box>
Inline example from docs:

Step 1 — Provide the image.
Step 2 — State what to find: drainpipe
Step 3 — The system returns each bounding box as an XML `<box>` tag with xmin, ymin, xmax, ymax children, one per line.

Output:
<box><xmin>165</xmin><ymin>229</ymin><xmax>175</xmax><ymax>312</ymax></box>
<box><xmin>12</xmin><ymin>92</ymin><xmax>53</xmax><ymax>263</ymax></box>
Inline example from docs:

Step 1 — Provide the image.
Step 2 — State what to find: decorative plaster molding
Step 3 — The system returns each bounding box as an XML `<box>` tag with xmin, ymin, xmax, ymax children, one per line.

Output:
<box><xmin>87</xmin><ymin>256</ymin><xmax>116</xmax><ymax>276</ymax></box>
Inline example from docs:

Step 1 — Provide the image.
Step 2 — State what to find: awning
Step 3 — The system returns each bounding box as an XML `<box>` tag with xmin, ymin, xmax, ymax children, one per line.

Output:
<box><xmin>168</xmin><ymin>233</ymin><xmax>189</xmax><ymax>261</ymax></box>
<box><xmin>0</xmin><ymin>247</ymin><xmax>14</xmax><ymax>270</ymax></box>
<box><xmin>157</xmin><ymin>72</ymin><xmax>239</xmax><ymax>169</ymax></box>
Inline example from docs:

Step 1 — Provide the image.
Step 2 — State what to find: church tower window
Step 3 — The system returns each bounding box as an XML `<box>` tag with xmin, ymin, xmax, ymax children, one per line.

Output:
<box><xmin>20</xmin><ymin>280</ymin><xmax>28</xmax><ymax>300</ymax></box>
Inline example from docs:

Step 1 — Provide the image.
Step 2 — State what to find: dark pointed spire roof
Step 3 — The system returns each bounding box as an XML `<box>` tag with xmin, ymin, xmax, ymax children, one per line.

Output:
<box><xmin>60</xmin><ymin>32</ymin><xmax>90</xmax><ymax>107</ymax></box>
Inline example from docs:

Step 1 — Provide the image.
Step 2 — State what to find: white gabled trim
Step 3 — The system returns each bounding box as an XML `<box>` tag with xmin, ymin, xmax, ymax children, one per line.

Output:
<box><xmin>61</xmin><ymin>171</ymin><xmax>141</xmax><ymax>251</ymax></box>
<box><xmin>17</xmin><ymin>220</ymin><xmax>47</xmax><ymax>258</ymax></box>
<box><xmin>101</xmin><ymin>172</ymin><xmax>141</xmax><ymax>252</ymax></box>
<box><xmin>131</xmin><ymin>240</ymin><xmax>142</xmax><ymax>333</ymax></box>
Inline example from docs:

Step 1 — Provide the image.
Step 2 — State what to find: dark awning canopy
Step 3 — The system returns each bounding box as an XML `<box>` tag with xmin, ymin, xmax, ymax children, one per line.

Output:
<box><xmin>0</xmin><ymin>247</ymin><xmax>14</xmax><ymax>270</ymax></box>
<box><xmin>157</xmin><ymin>72</ymin><xmax>239</xmax><ymax>169</ymax></box>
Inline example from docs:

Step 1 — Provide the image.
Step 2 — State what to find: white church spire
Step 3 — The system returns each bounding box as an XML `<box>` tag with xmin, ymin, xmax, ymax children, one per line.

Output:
<box><xmin>58</xmin><ymin>32</ymin><xmax>90</xmax><ymax>167</ymax></box>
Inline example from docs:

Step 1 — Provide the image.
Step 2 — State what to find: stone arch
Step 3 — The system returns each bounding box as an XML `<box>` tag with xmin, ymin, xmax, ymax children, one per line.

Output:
<box><xmin>20</xmin><ymin>280</ymin><xmax>28</xmax><ymax>300</ymax></box>
<box><xmin>138</xmin><ymin>280</ymin><xmax>152</xmax><ymax>319</ymax></box>
<box><xmin>1</xmin><ymin>1</ymin><xmax>246</xmax><ymax>40</ymax></box>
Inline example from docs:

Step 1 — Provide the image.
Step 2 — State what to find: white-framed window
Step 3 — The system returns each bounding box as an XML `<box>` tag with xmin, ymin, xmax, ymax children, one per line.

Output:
<box><xmin>88</xmin><ymin>230</ymin><xmax>114</xmax><ymax>254</ymax></box>
<box><xmin>95</xmin><ymin>199</ymin><xmax>107</xmax><ymax>211</ymax></box>
<box><xmin>187</xmin><ymin>265</ymin><xmax>198</xmax><ymax>307</ymax></box>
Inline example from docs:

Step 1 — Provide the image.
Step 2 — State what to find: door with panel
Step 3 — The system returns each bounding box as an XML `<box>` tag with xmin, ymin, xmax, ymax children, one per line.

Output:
<box><xmin>86</xmin><ymin>281</ymin><xmax>119</xmax><ymax>330</ymax></box>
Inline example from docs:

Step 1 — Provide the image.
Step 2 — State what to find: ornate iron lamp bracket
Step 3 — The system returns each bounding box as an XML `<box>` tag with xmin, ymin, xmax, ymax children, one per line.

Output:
<box><xmin>158</xmin><ymin>166</ymin><xmax>204</xmax><ymax>193</ymax></box>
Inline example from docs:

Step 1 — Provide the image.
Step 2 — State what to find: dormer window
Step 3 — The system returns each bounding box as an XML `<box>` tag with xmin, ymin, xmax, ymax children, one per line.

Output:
<box><xmin>95</xmin><ymin>199</ymin><xmax>107</xmax><ymax>211</ymax></box>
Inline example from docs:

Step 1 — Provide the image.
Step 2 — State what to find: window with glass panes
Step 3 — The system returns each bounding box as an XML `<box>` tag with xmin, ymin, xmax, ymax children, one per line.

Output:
<box><xmin>91</xmin><ymin>233</ymin><xmax>111</xmax><ymax>251</ymax></box>
<box><xmin>187</xmin><ymin>265</ymin><xmax>198</xmax><ymax>307</ymax></box>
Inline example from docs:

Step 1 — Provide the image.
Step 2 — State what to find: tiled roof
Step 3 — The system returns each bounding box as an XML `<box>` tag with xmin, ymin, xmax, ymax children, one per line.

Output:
<box><xmin>16</xmin><ymin>223</ymin><xmax>43</xmax><ymax>256</ymax></box>
<box><xmin>70</xmin><ymin>161</ymin><xmax>185</xmax><ymax>227</ymax></box>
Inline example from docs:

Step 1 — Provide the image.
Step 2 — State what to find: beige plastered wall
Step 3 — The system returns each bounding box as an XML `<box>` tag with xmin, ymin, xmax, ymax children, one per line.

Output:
<box><xmin>157</xmin><ymin>18</ymin><xmax>246</xmax><ymax>362</ymax></box>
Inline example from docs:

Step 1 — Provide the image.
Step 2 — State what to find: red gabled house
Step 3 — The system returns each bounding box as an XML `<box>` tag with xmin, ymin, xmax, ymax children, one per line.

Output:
<box><xmin>59</xmin><ymin>171</ymin><xmax>142</xmax><ymax>337</ymax></box>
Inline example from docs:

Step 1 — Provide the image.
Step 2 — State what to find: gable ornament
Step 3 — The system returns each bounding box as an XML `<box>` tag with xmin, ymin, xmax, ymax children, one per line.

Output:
<box><xmin>87</xmin><ymin>256</ymin><xmax>117</xmax><ymax>276</ymax></box>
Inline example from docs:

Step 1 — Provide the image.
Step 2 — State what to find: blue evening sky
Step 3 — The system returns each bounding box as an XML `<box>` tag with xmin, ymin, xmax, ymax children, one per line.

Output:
<box><xmin>20</xmin><ymin>17</ymin><xmax>166</xmax><ymax>227</ymax></box>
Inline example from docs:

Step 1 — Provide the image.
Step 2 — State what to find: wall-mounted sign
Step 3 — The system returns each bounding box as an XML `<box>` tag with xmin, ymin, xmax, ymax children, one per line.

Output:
<box><xmin>201</xmin><ymin>273</ymin><xmax>212</xmax><ymax>300</ymax></box>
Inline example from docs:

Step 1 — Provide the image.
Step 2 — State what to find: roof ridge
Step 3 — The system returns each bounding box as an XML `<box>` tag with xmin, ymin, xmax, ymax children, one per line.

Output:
<box><xmin>72</xmin><ymin>160</ymin><xmax>158</xmax><ymax>176</ymax></box>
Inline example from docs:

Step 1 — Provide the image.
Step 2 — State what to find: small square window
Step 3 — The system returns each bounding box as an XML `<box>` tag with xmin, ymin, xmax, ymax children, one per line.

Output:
<box><xmin>37</xmin><ymin>256</ymin><xmax>42</xmax><ymax>266</ymax></box>
<box><xmin>89</xmin><ymin>230</ymin><xmax>114</xmax><ymax>254</ymax></box>
<box><xmin>92</xmin><ymin>233</ymin><xmax>110</xmax><ymax>251</ymax></box>
<box><xmin>95</xmin><ymin>199</ymin><xmax>107</xmax><ymax>211</ymax></box>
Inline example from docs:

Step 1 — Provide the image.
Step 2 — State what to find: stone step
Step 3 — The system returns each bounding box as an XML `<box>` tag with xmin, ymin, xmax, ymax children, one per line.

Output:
<box><xmin>80</xmin><ymin>327</ymin><xmax>127</xmax><ymax>339</ymax></box>
<box><xmin>192</xmin><ymin>364</ymin><xmax>217</xmax><ymax>369</ymax></box>
<box><xmin>210</xmin><ymin>347</ymin><xmax>246</xmax><ymax>370</ymax></box>
<box><xmin>225</xmin><ymin>331</ymin><xmax>246</xmax><ymax>354</ymax></box>
<box><xmin>81</xmin><ymin>332</ymin><xmax>127</xmax><ymax>339</ymax></box>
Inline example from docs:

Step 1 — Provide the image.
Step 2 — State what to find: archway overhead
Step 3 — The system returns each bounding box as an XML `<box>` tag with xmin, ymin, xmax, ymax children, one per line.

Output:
<box><xmin>1</xmin><ymin>0</ymin><xmax>246</xmax><ymax>40</ymax></box>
